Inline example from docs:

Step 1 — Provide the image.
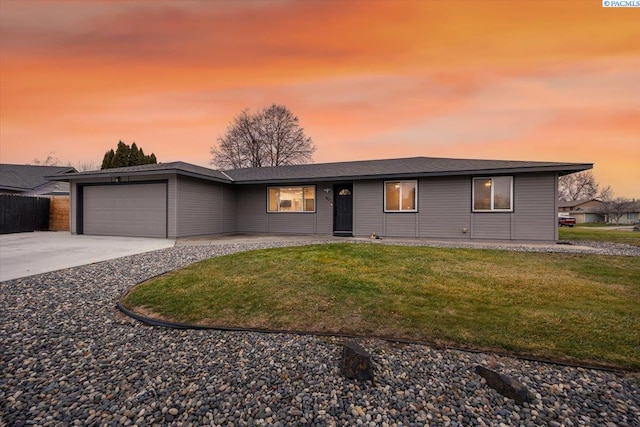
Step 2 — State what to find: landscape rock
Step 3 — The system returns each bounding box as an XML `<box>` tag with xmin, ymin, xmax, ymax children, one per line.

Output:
<box><xmin>475</xmin><ymin>365</ymin><xmax>535</xmax><ymax>404</ymax></box>
<box><xmin>340</xmin><ymin>341</ymin><xmax>374</xmax><ymax>380</ymax></box>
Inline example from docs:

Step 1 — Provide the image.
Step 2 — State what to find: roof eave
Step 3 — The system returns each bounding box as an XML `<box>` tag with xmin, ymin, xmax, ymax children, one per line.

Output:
<box><xmin>47</xmin><ymin>168</ymin><xmax>232</xmax><ymax>184</ymax></box>
<box><xmin>0</xmin><ymin>185</ymin><xmax>30</xmax><ymax>192</ymax></box>
<box><xmin>46</xmin><ymin>162</ymin><xmax>592</xmax><ymax>185</ymax></box>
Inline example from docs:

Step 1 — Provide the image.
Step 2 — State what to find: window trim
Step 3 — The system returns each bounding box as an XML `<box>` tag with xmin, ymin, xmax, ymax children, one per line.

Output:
<box><xmin>472</xmin><ymin>176</ymin><xmax>514</xmax><ymax>212</ymax></box>
<box><xmin>267</xmin><ymin>185</ymin><xmax>316</xmax><ymax>213</ymax></box>
<box><xmin>384</xmin><ymin>180</ymin><xmax>418</xmax><ymax>213</ymax></box>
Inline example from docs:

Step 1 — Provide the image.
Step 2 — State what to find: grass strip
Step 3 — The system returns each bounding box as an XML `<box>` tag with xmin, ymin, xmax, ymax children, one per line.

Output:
<box><xmin>123</xmin><ymin>243</ymin><xmax>640</xmax><ymax>369</ymax></box>
<box><xmin>559</xmin><ymin>227</ymin><xmax>640</xmax><ymax>246</ymax></box>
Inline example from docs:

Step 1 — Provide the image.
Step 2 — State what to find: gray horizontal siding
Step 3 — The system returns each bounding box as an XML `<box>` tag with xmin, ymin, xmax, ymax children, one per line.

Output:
<box><xmin>418</xmin><ymin>177</ymin><xmax>471</xmax><ymax>239</ymax></box>
<box><xmin>236</xmin><ymin>185</ymin><xmax>268</xmax><ymax>233</ymax></box>
<box><xmin>268</xmin><ymin>213</ymin><xmax>316</xmax><ymax>233</ymax></box>
<box><xmin>222</xmin><ymin>185</ymin><xmax>237</xmax><ymax>234</ymax></box>
<box><xmin>353</xmin><ymin>180</ymin><xmax>383</xmax><ymax>237</ymax></box>
<box><xmin>167</xmin><ymin>176</ymin><xmax>177</xmax><ymax>238</ymax></box>
<box><xmin>176</xmin><ymin>176</ymin><xmax>223</xmax><ymax>237</ymax></box>
<box><xmin>514</xmin><ymin>174</ymin><xmax>556</xmax><ymax>241</ymax></box>
<box><xmin>70</xmin><ymin>181</ymin><xmax>77</xmax><ymax>234</ymax></box>
<box><xmin>316</xmin><ymin>184</ymin><xmax>334</xmax><ymax>234</ymax></box>
<box><xmin>471</xmin><ymin>213</ymin><xmax>512</xmax><ymax>239</ymax></box>
<box><xmin>385</xmin><ymin>214</ymin><xmax>418</xmax><ymax>237</ymax></box>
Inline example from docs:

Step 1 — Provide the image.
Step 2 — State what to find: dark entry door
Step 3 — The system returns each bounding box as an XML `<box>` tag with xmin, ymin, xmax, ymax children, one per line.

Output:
<box><xmin>333</xmin><ymin>184</ymin><xmax>353</xmax><ymax>236</ymax></box>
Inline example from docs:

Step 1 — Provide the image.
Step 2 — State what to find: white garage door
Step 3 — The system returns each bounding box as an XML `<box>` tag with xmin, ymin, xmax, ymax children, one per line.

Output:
<box><xmin>83</xmin><ymin>183</ymin><xmax>167</xmax><ymax>238</ymax></box>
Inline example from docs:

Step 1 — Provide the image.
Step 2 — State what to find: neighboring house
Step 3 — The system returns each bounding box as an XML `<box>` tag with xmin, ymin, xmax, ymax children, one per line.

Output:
<box><xmin>558</xmin><ymin>198</ymin><xmax>640</xmax><ymax>225</ymax></box>
<box><xmin>557</xmin><ymin>199</ymin><xmax>605</xmax><ymax>224</ymax></box>
<box><xmin>0</xmin><ymin>164</ymin><xmax>76</xmax><ymax>196</ymax></box>
<box><xmin>620</xmin><ymin>211</ymin><xmax>640</xmax><ymax>225</ymax></box>
<box><xmin>49</xmin><ymin>156</ymin><xmax>591</xmax><ymax>242</ymax></box>
<box><xmin>610</xmin><ymin>208</ymin><xmax>640</xmax><ymax>225</ymax></box>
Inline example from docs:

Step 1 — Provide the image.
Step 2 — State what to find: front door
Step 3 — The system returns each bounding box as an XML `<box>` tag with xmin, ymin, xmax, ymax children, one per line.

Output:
<box><xmin>333</xmin><ymin>184</ymin><xmax>353</xmax><ymax>236</ymax></box>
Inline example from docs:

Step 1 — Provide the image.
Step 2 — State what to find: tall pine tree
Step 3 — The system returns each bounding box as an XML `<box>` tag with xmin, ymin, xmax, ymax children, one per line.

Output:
<box><xmin>101</xmin><ymin>149</ymin><xmax>115</xmax><ymax>169</ymax></box>
<box><xmin>100</xmin><ymin>141</ymin><xmax>158</xmax><ymax>169</ymax></box>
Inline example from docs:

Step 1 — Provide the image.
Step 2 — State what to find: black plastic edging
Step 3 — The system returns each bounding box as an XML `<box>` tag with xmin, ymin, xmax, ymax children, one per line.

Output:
<box><xmin>115</xmin><ymin>298</ymin><xmax>631</xmax><ymax>374</ymax></box>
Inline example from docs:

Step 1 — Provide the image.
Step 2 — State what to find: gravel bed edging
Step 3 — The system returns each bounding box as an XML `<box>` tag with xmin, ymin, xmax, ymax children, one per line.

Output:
<box><xmin>116</xmin><ymin>290</ymin><xmax>631</xmax><ymax>374</ymax></box>
<box><xmin>2</xmin><ymin>240</ymin><xmax>639</xmax><ymax>427</ymax></box>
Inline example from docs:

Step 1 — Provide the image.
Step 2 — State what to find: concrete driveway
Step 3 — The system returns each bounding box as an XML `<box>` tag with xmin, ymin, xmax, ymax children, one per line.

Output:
<box><xmin>0</xmin><ymin>232</ymin><xmax>175</xmax><ymax>281</ymax></box>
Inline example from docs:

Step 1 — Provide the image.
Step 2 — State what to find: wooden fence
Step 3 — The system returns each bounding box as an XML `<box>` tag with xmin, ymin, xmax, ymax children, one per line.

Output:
<box><xmin>0</xmin><ymin>194</ymin><xmax>50</xmax><ymax>234</ymax></box>
<box><xmin>0</xmin><ymin>194</ymin><xmax>70</xmax><ymax>234</ymax></box>
<box><xmin>49</xmin><ymin>196</ymin><xmax>70</xmax><ymax>231</ymax></box>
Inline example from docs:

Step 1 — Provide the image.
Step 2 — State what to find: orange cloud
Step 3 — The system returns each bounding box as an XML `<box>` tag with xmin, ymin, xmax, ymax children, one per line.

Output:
<box><xmin>1</xmin><ymin>1</ymin><xmax>639</xmax><ymax>197</ymax></box>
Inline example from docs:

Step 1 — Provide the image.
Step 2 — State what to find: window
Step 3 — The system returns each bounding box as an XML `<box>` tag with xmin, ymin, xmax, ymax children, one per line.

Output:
<box><xmin>384</xmin><ymin>180</ymin><xmax>417</xmax><ymax>212</ymax></box>
<box><xmin>473</xmin><ymin>177</ymin><xmax>513</xmax><ymax>212</ymax></box>
<box><xmin>268</xmin><ymin>186</ymin><xmax>315</xmax><ymax>212</ymax></box>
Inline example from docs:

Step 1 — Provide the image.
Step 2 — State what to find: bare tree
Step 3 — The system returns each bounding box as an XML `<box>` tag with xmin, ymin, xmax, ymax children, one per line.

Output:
<box><xmin>32</xmin><ymin>152</ymin><xmax>61</xmax><ymax>166</ymax></box>
<box><xmin>72</xmin><ymin>160</ymin><xmax>98</xmax><ymax>172</ymax></box>
<box><xmin>32</xmin><ymin>153</ymin><xmax>98</xmax><ymax>171</ymax></box>
<box><xmin>600</xmin><ymin>197</ymin><xmax>639</xmax><ymax>225</ymax></box>
<box><xmin>558</xmin><ymin>171</ymin><xmax>606</xmax><ymax>201</ymax></box>
<box><xmin>211</xmin><ymin>104</ymin><xmax>316</xmax><ymax>169</ymax></box>
<box><xmin>598</xmin><ymin>185</ymin><xmax>613</xmax><ymax>202</ymax></box>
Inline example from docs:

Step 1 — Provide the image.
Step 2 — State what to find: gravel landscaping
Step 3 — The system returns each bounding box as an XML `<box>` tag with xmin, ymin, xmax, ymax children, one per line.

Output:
<box><xmin>1</xmin><ymin>240</ymin><xmax>639</xmax><ymax>426</ymax></box>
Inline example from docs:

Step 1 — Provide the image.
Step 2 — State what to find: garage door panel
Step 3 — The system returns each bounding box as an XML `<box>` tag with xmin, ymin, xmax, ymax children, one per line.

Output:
<box><xmin>83</xmin><ymin>183</ymin><xmax>167</xmax><ymax>238</ymax></box>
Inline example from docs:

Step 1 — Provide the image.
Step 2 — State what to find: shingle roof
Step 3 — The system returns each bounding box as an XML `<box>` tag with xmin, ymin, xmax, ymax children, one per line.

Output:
<box><xmin>224</xmin><ymin>157</ymin><xmax>592</xmax><ymax>184</ymax></box>
<box><xmin>49</xmin><ymin>157</ymin><xmax>592</xmax><ymax>185</ymax></box>
<box><xmin>47</xmin><ymin>161</ymin><xmax>231</xmax><ymax>183</ymax></box>
<box><xmin>0</xmin><ymin>164</ymin><xmax>76</xmax><ymax>191</ymax></box>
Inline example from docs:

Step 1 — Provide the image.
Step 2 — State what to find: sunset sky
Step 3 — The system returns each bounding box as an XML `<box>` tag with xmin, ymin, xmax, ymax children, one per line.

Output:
<box><xmin>1</xmin><ymin>0</ymin><xmax>638</xmax><ymax>198</ymax></box>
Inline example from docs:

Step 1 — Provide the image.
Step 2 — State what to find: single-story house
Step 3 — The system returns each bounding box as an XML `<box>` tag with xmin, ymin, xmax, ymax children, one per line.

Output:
<box><xmin>0</xmin><ymin>164</ymin><xmax>76</xmax><ymax>196</ymax></box>
<box><xmin>558</xmin><ymin>199</ymin><xmax>605</xmax><ymax>224</ymax></box>
<box><xmin>48</xmin><ymin>156</ymin><xmax>592</xmax><ymax>242</ymax></box>
<box><xmin>617</xmin><ymin>211</ymin><xmax>640</xmax><ymax>225</ymax></box>
<box><xmin>558</xmin><ymin>198</ymin><xmax>640</xmax><ymax>225</ymax></box>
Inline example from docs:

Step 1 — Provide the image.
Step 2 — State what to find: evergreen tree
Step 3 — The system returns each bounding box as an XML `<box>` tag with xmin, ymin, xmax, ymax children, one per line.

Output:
<box><xmin>100</xmin><ymin>141</ymin><xmax>158</xmax><ymax>169</ymax></box>
<box><xmin>130</xmin><ymin>143</ymin><xmax>142</xmax><ymax>165</ymax></box>
<box><xmin>101</xmin><ymin>149</ymin><xmax>115</xmax><ymax>169</ymax></box>
<box><xmin>110</xmin><ymin>141</ymin><xmax>130</xmax><ymax>168</ymax></box>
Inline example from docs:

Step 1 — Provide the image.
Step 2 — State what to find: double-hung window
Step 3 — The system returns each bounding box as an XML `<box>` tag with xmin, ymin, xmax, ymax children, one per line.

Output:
<box><xmin>384</xmin><ymin>180</ymin><xmax>417</xmax><ymax>212</ymax></box>
<box><xmin>473</xmin><ymin>177</ymin><xmax>513</xmax><ymax>212</ymax></box>
<box><xmin>268</xmin><ymin>186</ymin><xmax>315</xmax><ymax>212</ymax></box>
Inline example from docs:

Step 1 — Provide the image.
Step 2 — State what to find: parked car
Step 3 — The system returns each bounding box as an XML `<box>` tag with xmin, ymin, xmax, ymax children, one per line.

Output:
<box><xmin>558</xmin><ymin>216</ymin><xmax>576</xmax><ymax>227</ymax></box>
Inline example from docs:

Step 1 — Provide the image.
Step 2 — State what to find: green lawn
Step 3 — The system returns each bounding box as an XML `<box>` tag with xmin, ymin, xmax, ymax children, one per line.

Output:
<box><xmin>559</xmin><ymin>226</ymin><xmax>640</xmax><ymax>246</ymax></box>
<box><xmin>123</xmin><ymin>244</ymin><xmax>640</xmax><ymax>369</ymax></box>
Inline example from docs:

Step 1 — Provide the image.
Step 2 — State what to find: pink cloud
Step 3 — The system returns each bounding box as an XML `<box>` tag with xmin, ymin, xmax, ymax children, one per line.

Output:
<box><xmin>1</xmin><ymin>1</ymin><xmax>639</xmax><ymax>198</ymax></box>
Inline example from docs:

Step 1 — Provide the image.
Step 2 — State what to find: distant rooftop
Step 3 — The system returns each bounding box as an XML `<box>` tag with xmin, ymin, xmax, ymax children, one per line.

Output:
<box><xmin>557</xmin><ymin>198</ymin><xmax>601</xmax><ymax>208</ymax></box>
<box><xmin>0</xmin><ymin>164</ymin><xmax>76</xmax><ymax>192</ymax></box>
